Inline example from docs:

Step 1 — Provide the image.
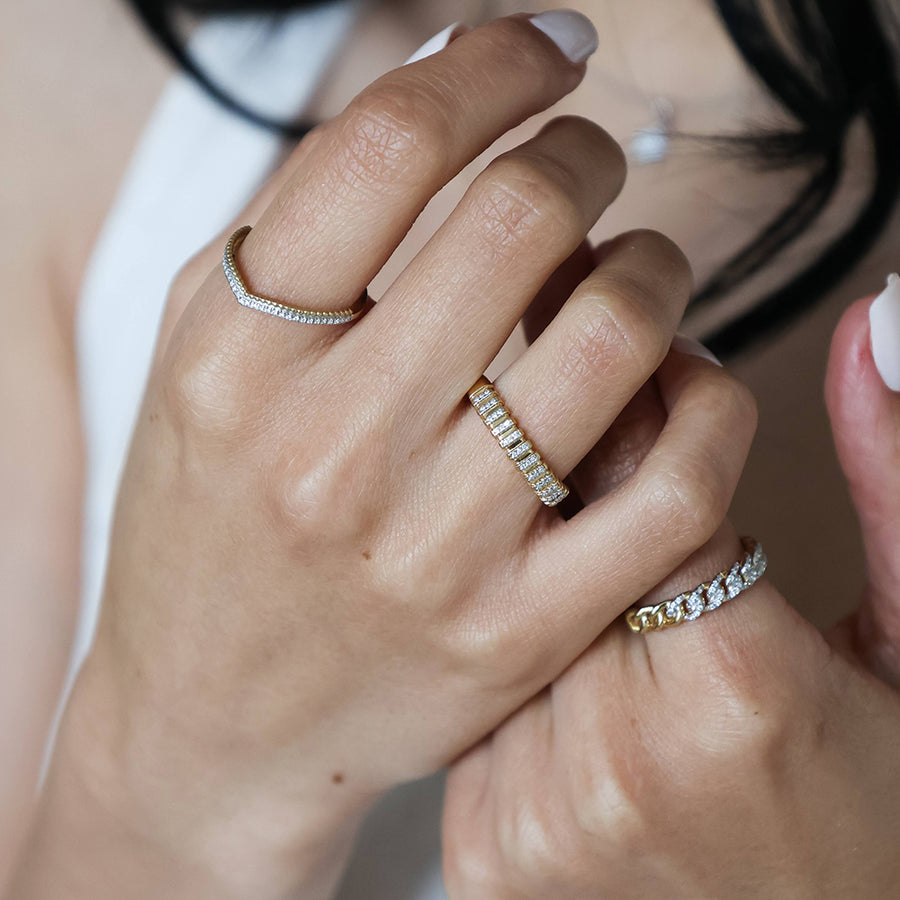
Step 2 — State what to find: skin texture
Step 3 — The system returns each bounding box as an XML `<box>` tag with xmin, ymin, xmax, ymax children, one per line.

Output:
<box><xmin>7</xmin><ymin>16</ymin><xmax>758</xmax><ymax>899</ymax></box>
<box><xmin>3</xmin><ymin>1</ymin><xmax>897</xmax><ymax>896</ymax></box>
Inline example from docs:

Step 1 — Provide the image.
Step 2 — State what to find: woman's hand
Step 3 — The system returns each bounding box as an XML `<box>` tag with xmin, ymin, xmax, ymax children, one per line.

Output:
<box><xmin>443</xmin><ymin>294</ymin><xmax>900</xmax><ymax>899</ymax></box>
<box><xmin>9</xmin><ymin>12</ymin><xmax>758</xmax><ymax>900</ymax></box>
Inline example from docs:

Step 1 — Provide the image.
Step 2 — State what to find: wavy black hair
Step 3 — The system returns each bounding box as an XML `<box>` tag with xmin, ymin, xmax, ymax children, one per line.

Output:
<box><xmin>126</xmin><ymin>0</ymin><xmax>900</xmax><ymax>359</ymax></box>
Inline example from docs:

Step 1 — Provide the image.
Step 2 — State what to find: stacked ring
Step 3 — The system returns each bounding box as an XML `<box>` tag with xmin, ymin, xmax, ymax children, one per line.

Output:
<box><xmin>468</xmin><ymin>378</ymin><xmax>569</xmax><ymax>508</ymax></box>
<box><xmin>223</xmin><ymin>226</ymin><xmax>368</xmax><ymax>324</ymax></box>
<box><xmin>624</xmin><ymin>536</ymin><xmax>767</xmax><ymax>633</ymax></box>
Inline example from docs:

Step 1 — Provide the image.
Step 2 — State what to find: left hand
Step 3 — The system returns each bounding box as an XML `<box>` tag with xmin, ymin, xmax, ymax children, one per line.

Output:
<box><xmin>442</xmin><ymin>292</ymin><xmax>900</xmax><ymax>898</ymax></box>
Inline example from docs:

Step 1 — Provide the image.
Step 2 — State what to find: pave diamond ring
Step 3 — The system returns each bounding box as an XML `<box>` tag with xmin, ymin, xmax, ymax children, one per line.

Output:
<box><xmin>624</xmin><ymin>537</ymin><xmax>767</xmax><ymax>634</ymax></box>
<box><xmin>222</xmin><ymin>226</ymin><xmax>368</xmax><ymax>325</ymax></box>
<box><xmin>468</xmin><ymin>378</ymin><xmax>569</xmax><ymax>508</ymax></box>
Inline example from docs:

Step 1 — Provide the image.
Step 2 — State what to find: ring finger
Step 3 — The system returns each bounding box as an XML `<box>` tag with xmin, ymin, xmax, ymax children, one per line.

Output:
<box><xmin>454</xmin><ymin>228</ymin><xmax>693</xmax><ymax>517</ymax></box>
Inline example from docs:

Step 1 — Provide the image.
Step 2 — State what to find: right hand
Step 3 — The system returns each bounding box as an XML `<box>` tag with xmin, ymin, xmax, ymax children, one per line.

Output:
<box><xmin>16</xmin><ymin>11</ymin><xmax>756</xmax><ymax>899</ymax></box>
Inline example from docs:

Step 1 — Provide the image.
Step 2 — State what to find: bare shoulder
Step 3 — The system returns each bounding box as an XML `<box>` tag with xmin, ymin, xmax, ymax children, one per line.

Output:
<box><xmin>0</xmin><ymin>0</ymin><xmax>172</xmax><ymax>637</ymax></box>
<box><xmin>0</xmin><ymin>4</ymin><xmax>174</xmax><ymax>877</ymax></box>
<box><xmin>2</xmin><ymin>0</ymin><xmax>171</xmax><ymax>325</ymax></box>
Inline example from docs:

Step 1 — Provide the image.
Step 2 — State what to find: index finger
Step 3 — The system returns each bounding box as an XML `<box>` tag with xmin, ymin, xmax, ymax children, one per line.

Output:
<box><xmin>182</xmin><ymin>11</ymin><xmax>599</xmax><ymax>375</ymax></box>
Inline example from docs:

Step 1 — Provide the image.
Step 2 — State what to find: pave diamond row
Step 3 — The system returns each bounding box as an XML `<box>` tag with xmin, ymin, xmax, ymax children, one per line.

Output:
<box><xmin>468</xmin><ymin>381</ymin><xmax>569</xmax><ymax>508</ymax></box>
<box><xmin>624</xmin><ymin>537</ymin><xmax>767</xmax><ymax>634</ymax></box>
<box><xmin>223</xmin><ymin>226</ymin><xmax>367</xmax><ymax>325</ymax></box>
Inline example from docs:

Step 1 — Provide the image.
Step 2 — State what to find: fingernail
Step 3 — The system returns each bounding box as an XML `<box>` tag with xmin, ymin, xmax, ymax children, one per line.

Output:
<box><xmin>403</xmin><ymin>22</ymin><xmax>469</xmax><ymax>65</ymax></box>
<box><xmin>870</xmin><ymin>273</ymin><xmax>900</xmax><ymax>391</ymax></box>
<box><xmin>528</xmin><ymin>9</ymin><xmax>599</xmax><ymax>64</ymax></box>
<box><xmin>671</xmin><ymin>332</ymin><xmax>722</xmax><ymax>366</ymax></box>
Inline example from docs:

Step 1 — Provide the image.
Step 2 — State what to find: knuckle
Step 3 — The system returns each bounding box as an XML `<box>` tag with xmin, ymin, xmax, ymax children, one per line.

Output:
<box><xmin>471</xmin><ymin>152</ymin><xmax>585</xmax><ymax>261</ymax></box>
<box><xmin>646</xmin><ymin>457</ymin><xmax>727</xmax><ymax>546</ymax></box>
<box><xmin>641</xmin><ymin>373</ymin><xmax>757</xmax><ymax>545</ymax></box>
<box><xmin>598</xmin><ymin>228</ymin><xmax>693</xmax><ymax>317</ymax></box>
<box><xmin>495</xmin><ymin>795</ymin><xmax>567</xmax><ymax>885</ymax></box>
<box><xmin>438</xmin><ymin>599</ymin><xmax>547</xmax><ymax>698</ymax></box>
<box><xmin>444</xmin><ymin>842</ymin><xmax>505</xmax><ymax>900</ymax></box>
<box><xmin>571</xmin><ymin>275</ymin><xmax>669</xmax><ymax>375</ymax></box>
<box><xmin>564</xmin><ymin>725</ymin><xmax>651</xmax><ymax>850</ymax></box>
<box><xmin>439</xmin><ymin>616</ymin><xmax>520</xmax><ymax>687</ymax></box>
<box><xmin>720</xmin><ymin>372</ymin><xmax>759</xmax><ymax>435</ymax></box>
<box><xmin>571</xmin><ymin>782</ymin><xmax>645</xmax><ymax>855</ymax></box>
<box><xmin>690</xmin><ymin>610</ymin><xmax>831</xmax><ymax>772</ymax></box>
<box><xmin>693</xmin><ymin>668</ymin><xmax>818</xmax><ymax>775</ymax></box>
<box><xmin>262</xmin><ymin>440</ymin><xmax>372</xmax><ymax>545</ymax></box>
<box><xmin>163</xmin><ymin>339</ymin><xmax>250</xmax><ymax>438</ymax></box>
<box><xmin>689</xmin><ymin>368</ymin><xmax>759</xmax><ymax>447</ymax></box>
<box><xmin>338</xmin><ymin>78</ymin><xmax>454</xmax><ymax>189</ymax></box>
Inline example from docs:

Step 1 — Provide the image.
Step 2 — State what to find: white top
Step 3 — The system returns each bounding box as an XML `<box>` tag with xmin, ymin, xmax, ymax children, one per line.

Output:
<box><xmin>72</xmin><ymin>4</ymin><xmax>446</xmax><ymax>896</ymax></box>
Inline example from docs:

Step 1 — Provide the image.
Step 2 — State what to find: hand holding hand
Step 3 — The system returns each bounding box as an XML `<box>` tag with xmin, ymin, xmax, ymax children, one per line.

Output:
<box><xmin>443</xmin><ymin>287</ymin><xmax>900</xmax><ymax>900</ymax></box>
<box><xmin>10</xmin><ymin>13</ymin><xmax>757</xmax><ymax>900</ymax></box>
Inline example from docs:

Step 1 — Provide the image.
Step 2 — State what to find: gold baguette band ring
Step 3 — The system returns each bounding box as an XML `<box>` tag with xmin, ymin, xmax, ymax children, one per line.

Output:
<box><xmin>223</xmin><ymin>226</ymin><xmax>368</xmax><ymax>324</ymax></box>
<box><xmin>625</xmin><ymin>536</ymin><xmax>767</xmax><ymax>634</ymax></box>
<box><xmin>468</xmin><ymin>378</ymin><xmax>569</xmax><ymax>508</ymax></box>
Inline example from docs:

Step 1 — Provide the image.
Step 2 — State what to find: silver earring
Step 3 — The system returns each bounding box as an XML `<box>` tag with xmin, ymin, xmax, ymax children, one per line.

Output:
<box><xmin>628</xmin><ymin>96</ymin><xmax>674</xmax><ymax>165</ymax></box>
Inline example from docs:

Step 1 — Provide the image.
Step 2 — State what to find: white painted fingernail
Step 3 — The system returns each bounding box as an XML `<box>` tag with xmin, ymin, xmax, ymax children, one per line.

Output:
<box><xmin>671</xmin><ymin>332</ymin><xmax>722</xmax><ymax>366</ymax></box>
<box><xmin>528</xmin><ymin>9</ymin><xmax>599</xmax><ymax>64</ymax></box>
<box><xmin>403</xmin><ymin>22</ymin><xmax>467</xmax><ymax>65</ymax></box>
<box><xmin>870</xmin><ymin>273</ymin><xmax>900</xmax><ymax>391</ymax></box>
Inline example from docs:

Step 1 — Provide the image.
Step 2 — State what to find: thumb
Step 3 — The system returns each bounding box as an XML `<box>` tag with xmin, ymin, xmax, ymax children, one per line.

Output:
<box><xmin>825</xmin><ymin>276</ymin><xmax>900</xmax><ymax>686</ymax></box>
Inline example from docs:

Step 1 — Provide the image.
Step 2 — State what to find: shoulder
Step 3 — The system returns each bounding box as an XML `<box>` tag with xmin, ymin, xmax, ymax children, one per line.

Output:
<box><xmin>2</xmin><ymin>0</ymin><xmax>171</xmax><ymax>330</ymax></box>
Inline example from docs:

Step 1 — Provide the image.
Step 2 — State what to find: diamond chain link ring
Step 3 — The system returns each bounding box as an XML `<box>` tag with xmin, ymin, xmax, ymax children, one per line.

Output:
<box><xmin>625</xmin><ymin>537</ymin><xmax>767</xmax><ymax>634</ymax></box>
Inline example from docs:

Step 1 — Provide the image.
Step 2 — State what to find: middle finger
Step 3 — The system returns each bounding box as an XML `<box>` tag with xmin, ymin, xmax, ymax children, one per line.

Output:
<box><xmin>356</xmin><ymin>113</ymin><xmax>626</xmax><ymax>405</ymax></box>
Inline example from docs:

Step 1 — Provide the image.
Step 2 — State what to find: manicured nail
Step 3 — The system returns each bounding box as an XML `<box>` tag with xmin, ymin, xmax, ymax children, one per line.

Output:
<box><xmin>528</xmin><ymin>9</ymin><xmax>599</xmax><ymax>64</ymax></box>
<box><xmin>671</xmin><ymin>332</ymin><xmax>722</xmax><ymax>366</ymax></box>
<box><xmin>403</xmin><ymin>22</ymin><xmax>469</xmax><ymax>65</ymax></box>
<box><xmin>870</xmin><ymin>273</ymin><xmax>900</xmax><ymax>391</ymax></box>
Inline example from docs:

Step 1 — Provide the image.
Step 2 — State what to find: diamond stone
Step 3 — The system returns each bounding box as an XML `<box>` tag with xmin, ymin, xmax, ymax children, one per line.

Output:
<box><xmin>491</xmin><ymin>418</ymin><xmax>515</xmax><ymax>437</ymax></box>
<box><xmin>665</xmin><ymin>599</ymin><xmax>682</xmax><ymax>620</ymax></box>
<box><xmin>471</xmin><ymin>388</ymin><xmax>492</xmax><ymax>405</ymax></box>
<box><xmin>684</xmin><ymin>588</ymin><xmax>705</xmax><ymax>620</ymax></box>
<box><xmin>499</xmin><ymin>429</ymin><xmax>524</xmax><ymax>448</ymax></box>
<box><xmin>525</xmin><ymin>464</ymin><xmax>548</xmax><ymax>483</ymax></box>
<box><xmin>508</xmin><ymin>441</ymin><xmax>532</xmax><ymax>460</ymax></box>
<box><xmin>483</xmin><ymin>408</ymin><xmax>506</xmax><ymax>426</ymax></box>
<box><xmin>750</xmin><ymin>544</ymin><xmax>767</xmax><ymax>580</ymax></box>
<box><xmin>517</xmin><ymin>453</ymin><xmax>541</xmax><ymax>472</ymax></box>
<box><xmin>478</xmin><ymin>396</ymin><xmax>500</xmax><ymax>415</ymax></box>
<box><xmin>705</xmin><ymin>576</ymin><xmax>725</xmax><ymax>610</ymax></box>
<box><xmin>540</xmin><ymin>486</ymin><xmax>567</xmax><ymax>506</ymax></box>
<box><xmin>725</xmin><ymin>563</ymin><xmax>743</xmax><ymax>598</ymax></box>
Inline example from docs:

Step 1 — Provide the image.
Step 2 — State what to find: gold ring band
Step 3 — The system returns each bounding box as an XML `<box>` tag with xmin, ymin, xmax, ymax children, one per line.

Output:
<box><xmin>468</xmin><ymin>378</ymin><xmax>569</xmax><ymax>508</ymax></box>
<box><xmin>222</xmin><ymin>226</ymin><xmax>368</xmax><ymax>324</ymax></box>
<box><xmin>624</xmin><ymin>536</ymin><xmax>767</xmax><ymax>634</ymax></box>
